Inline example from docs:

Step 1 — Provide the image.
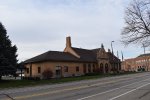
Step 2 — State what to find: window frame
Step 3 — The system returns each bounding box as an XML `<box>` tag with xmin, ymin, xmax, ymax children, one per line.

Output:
<box><xmin>76</xmin><ymin>66</ymin><xmax>79</xmax><ymax>72</ymax></box>
<box><xmin>26</xmin><ymin>68</ymin><xmax>29</xmax><ymax>74</ymax></box>
<box><xmin>38</xmin><ymin>66</ymin><xmax>41</xmax><ymax>74</ymax></box>
<box><xmin>64</xmin><ymin>66</ymin><xmax>68</xmax><ymax>72</ymax></box>
<box><xmin>88</xmin><ymin>64</ymin><xmax>91</xmax><ymax>73</ymax></box>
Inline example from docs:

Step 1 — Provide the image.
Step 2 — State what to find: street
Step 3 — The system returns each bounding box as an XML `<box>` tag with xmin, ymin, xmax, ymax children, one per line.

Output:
<box><xmin>1</xmin><ymin>72</ymin><xmax>150</xmax><ymax>100</ymax></box>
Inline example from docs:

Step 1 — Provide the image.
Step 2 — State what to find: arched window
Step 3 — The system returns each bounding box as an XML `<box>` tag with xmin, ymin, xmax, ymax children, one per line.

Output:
<box><xmin>100</xmin><ymin>63</ymin><xmax>103</xmax><ymax>67</ymax></box>
<box><xmin>88</xmin><ymin>64</ymin><xmax>91</xmax><ymax>73</ymax></box>
<box><xmin>93</xmin><ymin>64</ymin><xmax>95</xmax><ymax>72</ymax></box>
<box><xmin>100</xmin><ymin>63</ymin><xmax>103</xmax><ymax>73</ymax></box>
<box><xmin>105</xmin><ymin>63</ymin><xmax>109</xmax><ymax>73</ymax></box>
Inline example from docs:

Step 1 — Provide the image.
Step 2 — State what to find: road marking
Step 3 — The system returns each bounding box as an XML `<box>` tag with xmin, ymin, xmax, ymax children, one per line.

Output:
<box><xmin>109</xmin><ymin>82</ymin><xmax>150</xmax><ymax>100</ymax></box>
<box><xmin>0</xmin><ymin>73</ymin><xmax>148</xmax><ymax>94</ymax></box>
<box><xmin>6</xmin><ymin>77</ymin><xmax>133</xmax><ymax>100</ymax></box>
<box><xmin>77</xmin><ymin>78</ymin><xmax>150</xmax><ymax>100</ymax></box>
<box><xmin>14</xmin><ymin>85</ymin><xmax>89</xmax><ymax>100</ymax></box>
<box><xmin>3</xmin><ymin>73</ymin><xmax>150</xmax><ymax>100</ymax></box>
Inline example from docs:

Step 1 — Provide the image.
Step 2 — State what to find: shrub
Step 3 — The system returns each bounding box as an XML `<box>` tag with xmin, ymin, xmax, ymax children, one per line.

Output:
<box><xmin>94</xmin><ymin>67</ymin><xmax>101</xmax><ymax>73</ymax></box>
<box><xmin>85</xmin><ymin>73</ymin><xmax>101</xmax><ymax>76</ymax></box>
<box><xmin>22</xmin><ymin>77</ymin><xmax>40</xmax><ymax>80</ymax></box>
<box><xmin>42</xmin><ymin>69</ymin><xmax>53</xmax><ymax>79</ymax></box>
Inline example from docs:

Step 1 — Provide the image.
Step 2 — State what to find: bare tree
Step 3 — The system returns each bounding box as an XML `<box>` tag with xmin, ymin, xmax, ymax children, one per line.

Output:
<box><xmin>122</xmin><ymin>0</ymin><xmax>150</xmax><ymax>47</ymax></box>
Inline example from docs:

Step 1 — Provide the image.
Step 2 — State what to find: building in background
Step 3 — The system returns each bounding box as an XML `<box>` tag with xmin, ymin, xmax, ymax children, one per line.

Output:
<box><xmin>24</xmin><ymin>37</ymin><xmax>121</xmax><ymax>79</ymax></box>
<box><xmin>122</xmin><ymin>54</ymin><xmax>150</xmax><ymax>72</ymax></box>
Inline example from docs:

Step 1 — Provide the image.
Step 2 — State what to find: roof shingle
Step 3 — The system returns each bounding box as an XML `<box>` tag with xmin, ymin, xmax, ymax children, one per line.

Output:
<box><xmin>24</xmin><ymin>47</ymin><xmax>120</xmax><ymax>64</ymax></box>
<box><xmin>24</xmin><ymin>48</ymin><xmax>97</xmax><ymax>64</ymax></box>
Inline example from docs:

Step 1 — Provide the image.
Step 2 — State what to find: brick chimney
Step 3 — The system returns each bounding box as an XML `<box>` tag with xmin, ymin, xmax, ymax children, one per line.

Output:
<box><xmin>64</xmin><ymin>36</ymin><xmax>80</xmax><ymax>58</ymax></box>
<box><xmin>66</xmin><ymin>36</ymin><xmax>71</xmax><ymax>47</ymax></box>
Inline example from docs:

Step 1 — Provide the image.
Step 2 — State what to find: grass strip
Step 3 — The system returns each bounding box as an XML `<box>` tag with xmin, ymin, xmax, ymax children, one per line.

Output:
<box><xmin>0</xmin><ymin>71</ymin><xmax>141</xmax><ymax>89</ymax></box>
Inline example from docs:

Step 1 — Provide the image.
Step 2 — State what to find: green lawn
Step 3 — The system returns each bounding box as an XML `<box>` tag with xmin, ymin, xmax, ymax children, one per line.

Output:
<box><xmin>0</xmin><ymin>72</ymin><xmax>139</xmax><ymax>89</ymax></box>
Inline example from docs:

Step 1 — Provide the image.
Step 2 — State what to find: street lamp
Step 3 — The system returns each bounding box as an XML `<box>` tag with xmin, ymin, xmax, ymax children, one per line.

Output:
<box><xmin>111</xmin><ymin>41</ymin><xmax>115</xmax><ymax>72</ymax></box>
<box><xmin>142</xmin><ymin>43</ymin><xmax>146</xmax><ymax>54</ymax></box>
<box><xmin>111</xmin><ymin>41</ymin><xmax>114</xmax><ymax>55</ymax></box>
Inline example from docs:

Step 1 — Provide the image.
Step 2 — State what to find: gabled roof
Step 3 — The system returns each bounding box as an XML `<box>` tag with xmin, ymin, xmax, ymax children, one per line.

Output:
<box><xmin>24</xmin><ymin>47</ymin><xmax>120</xmax><ymax>64</ymax></box>
<box><xmin>107</xmin><ymin>52</ymin><xmax>120</xmax><ymax>62</ymax></box>
<box><xmin>24</xmin><ymin>49</ymin><xmax>97</xmax><ymax>64</ymax></box>
<box><xmin>24</xmin><ymin>51</ymin><xmax>77</xmax><ymax>63</ymax></box>
<box><xmin>72</xmin><ymin>47</ymin><xmax>97</xmax><ymax>62</ymax></box>
<box><xmin>91</xmin><ymin>48</ymin><xmax>101</xmax><ymax>54</ymax></box>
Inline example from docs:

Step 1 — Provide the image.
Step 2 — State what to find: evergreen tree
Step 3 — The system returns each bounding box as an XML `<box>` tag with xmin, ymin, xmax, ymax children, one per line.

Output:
<box><xmin>0</xmin><ymin>22</ymin><xmax>18</xmax><ymax>79</ymax></box>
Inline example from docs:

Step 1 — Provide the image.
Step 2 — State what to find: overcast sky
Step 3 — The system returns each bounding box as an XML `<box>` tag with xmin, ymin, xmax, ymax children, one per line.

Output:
<box><xmin>0</xmin><ymin>0</ymin><xmax>148</xmax><ymax>62</ymax></box>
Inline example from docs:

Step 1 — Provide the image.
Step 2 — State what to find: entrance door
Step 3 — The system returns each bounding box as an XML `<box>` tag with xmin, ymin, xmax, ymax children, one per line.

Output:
<box><xmin>83</xmin><ymin>64</ymin><xmax>87</xmax><ymax>73</ymax></box>
<box><xmin>55</xmin><ymin>66</ymin><xmax>62</xmax><ymax>78</ymax></box>
<box><xmin>56</xmin><ymin>70</ymin><xmax>61</xmax><ymax>78</ymax></box>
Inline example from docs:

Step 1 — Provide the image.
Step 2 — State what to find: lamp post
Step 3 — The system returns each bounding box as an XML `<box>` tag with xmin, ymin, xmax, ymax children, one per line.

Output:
<box><xmin>111</xmin><ymin>41</ymin><xmax>114</xmax><ymax>54</ymax></box>
<box><xmin>142</xmin><ymin>43</ymin><xmax>146</xmax><ymax>54</ymax></box>
<box><xmin>111</xmin><ymin>41</ymin><xmax>115</xmax><ymax>72</ymax></box>
<box><xmin>142</xmin><ymin>43</ymin><xmax>148</xmax><ymax>71</ymax></box>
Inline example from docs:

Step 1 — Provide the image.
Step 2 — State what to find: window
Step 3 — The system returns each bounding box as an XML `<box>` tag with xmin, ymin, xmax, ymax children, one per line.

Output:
<box><xmin>64</xmin><ymin>66</ymin><xmax>68</xmax><ymax>72</ymax></box>
<box><xmin>76</xmin><ymin>66</ymin><xmax>79</xmax><ymax>72</ymax></box>
<box><xmin>93</xmin><ymin>64</ymin><xmax>95</xmax><ymax>72</ymax></box>
<box><xmin>56</xmin><ymin>66</ymin><xmax>61</xmax><ymax>70</ymax></box>
<box><xmin>88</xmin><ymin>64</ymin><xmax>91</xmax><ymax>73</ymax></box>
<box><xmin>26</xmin><ymin>68</ymin><xmax>29</xmax><ymax>74</ymax></box>
<box><xmin>100</xmin><ymin>63</ymin><xmax>103</xmax><ymax>72</ymax></box>
<box><xmin>83</xmin><ymin>64</ymin><xmax>87</xmax><ymax>73</ymax></box>
<box><xmin>38</xmin><ymin>67</ymin><xmax>41</xmax><ymax>73</ymax></box>
<box><xmin>105</xmin><ymin>63</ymin><xmax>109</xmax><ymax>73</ymax></box>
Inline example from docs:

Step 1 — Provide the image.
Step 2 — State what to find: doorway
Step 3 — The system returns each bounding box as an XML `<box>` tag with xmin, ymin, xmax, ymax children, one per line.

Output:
<box><xmin>55</xmin><ymin>66</ymin><xmax>62</xmax><ymax>78</ymax></box>
<box><xmin>100</xmin><ymin>63</ymin><xmax>104</xmax><ymax>73</ymax></box>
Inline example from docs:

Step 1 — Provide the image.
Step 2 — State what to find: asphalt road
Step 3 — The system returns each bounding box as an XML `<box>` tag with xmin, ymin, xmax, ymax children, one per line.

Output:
<box><xmin>1</xmin><ymin>72</ymin><xmax>150</xmax><ymax>100</ymax></box>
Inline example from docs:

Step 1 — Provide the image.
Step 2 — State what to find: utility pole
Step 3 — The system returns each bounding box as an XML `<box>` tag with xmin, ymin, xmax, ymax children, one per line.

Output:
<box><xmin>142</xmin><ymin>43</ymin><xmax>146</xmax><ymax>54</ymax></box>
<box><xmin>142</xmin><ymin>43</ymin><xmax>148</xmax><ymax>71</ymax></box>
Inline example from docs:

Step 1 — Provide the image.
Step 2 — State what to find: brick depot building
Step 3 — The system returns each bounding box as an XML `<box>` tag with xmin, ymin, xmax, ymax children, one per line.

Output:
<box><xmin>24</xmin><ymin>37</ymin><xmax>121</xmax><ymax>78</ymax></box>
<box><xmin>122</xmin><ymin>53</ymin><xmax>150</xmax><ymax>72</ymax></box>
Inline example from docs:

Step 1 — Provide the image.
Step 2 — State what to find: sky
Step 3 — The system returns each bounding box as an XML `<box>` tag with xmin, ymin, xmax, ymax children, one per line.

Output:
<box><xmin>0</xmin><ymin>0</ymin><xmax>148</xmax><ymax>62</ymax></box>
